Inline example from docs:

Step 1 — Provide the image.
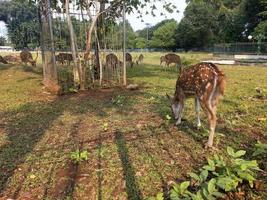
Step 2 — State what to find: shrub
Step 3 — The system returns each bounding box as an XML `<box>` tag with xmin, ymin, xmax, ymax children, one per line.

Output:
<box><xmin>148</xmin><ymin>147</ymin><xmax>260</xmax><ymax>200</ymax></box>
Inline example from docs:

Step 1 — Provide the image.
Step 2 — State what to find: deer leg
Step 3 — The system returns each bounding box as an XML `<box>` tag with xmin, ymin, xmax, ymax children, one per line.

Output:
<box><xmin>207</xmin><ymin>109</ymin><xmax>217</xmax><ymax>148</ymax></box>
<box><xmin>195</xmin><ymin>97</ymin><xmax>201</xmax><ymax>127</ymax></box>
<box><xmin>205</xmin><ymin>92</ymin><xmax>218</xmax><ymax>148</ymax></box>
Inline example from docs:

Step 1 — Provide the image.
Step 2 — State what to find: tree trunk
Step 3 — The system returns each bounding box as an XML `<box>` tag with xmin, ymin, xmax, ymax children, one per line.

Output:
<box><xmin>65</xmin><ymin>0</ymin><xmax>85</xmax><ymax>90</ymax></box>
<box><xmin>40</xmin><ymin>0</ymin><xmax>60</xmax><ymax>94</ymax></box>
<box><xmin>94</xmin><ymin>28</ymin><xmax>103</xmax><ymax>85</ymax></box>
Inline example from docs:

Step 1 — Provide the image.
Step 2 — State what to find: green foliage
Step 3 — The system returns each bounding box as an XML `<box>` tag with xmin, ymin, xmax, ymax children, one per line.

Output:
<box><xmin>0</xmin><ymin>36</ymin><xmax>6</xmax><ymax>46</ymax></box>
<box><xmin>150</xmin><ymin>21</ymin><xmax>177</xmax><ymax>50</ymax></box>
<box><xmin>0</xmin><ymin>0</ymin><xmax>40</xmax><ymax>49</ymax></box>
<box><xmin>112</xmin><ymin>95</ymin><xmax>126</xmax><ymax>107</ymax></box>
<box><xmin>102</xmin><ymin>123</ymin><xmax>109</xmax><ymax>131</ymax></box>
<box><xmin>175</xmin><ymin>0</ymin><xmax>266</xmax><ymax>48</ymax></box>
<box><xmin>146</xmin><ymin>192</ymin><xmax>164</xmax><ymax>200</ymax></box>
<box><xmin>170</xmin><ymin>181</ymin><xmax>191</xmax><ymax>199</ymax></box>
<box><xmin>69</xmin><ymin>87</ymin><xmax>78</xmax><ymax>93</ymax></box>
<box><xmin>135</xmin><ymin>37</ymin><xmax>147</xmax><ymax>49</ymax></box>
<box><xmin>176</xmin><ymin>1</ymin><xmax>218</xmax><ymax>49</ymax></box>
<box><xmin>70</xmin><ymin>150</ymin><xmax>89</xmax><ymax>163</ymax></box>
<box><xmin>252</xmin><ymin>141</ymin><xmax>267</xmax><ymax>157</ymax></box>
<box><xmin>253</xmin><ymin>21</ymin><xmax>267</xmax><ymax>40</ymax></box>
<box><xmin>149</xmin><ymin>147</ymin><xmax>260</xmax><ymax>200</ymax></box>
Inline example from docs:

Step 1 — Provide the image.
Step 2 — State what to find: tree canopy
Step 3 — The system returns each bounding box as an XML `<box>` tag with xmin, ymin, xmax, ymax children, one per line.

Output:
<box><xmin>0</xmin><ymin>0</ymin><xmax>40</xmax><ymax>49</ymax></box>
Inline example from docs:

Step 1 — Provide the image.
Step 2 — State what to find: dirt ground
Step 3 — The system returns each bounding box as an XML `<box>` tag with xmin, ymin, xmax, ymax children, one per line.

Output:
<box><xmin>0</xmin><ymin>53</ymin><xmax>266</xmax><ymax>199</ymax></box>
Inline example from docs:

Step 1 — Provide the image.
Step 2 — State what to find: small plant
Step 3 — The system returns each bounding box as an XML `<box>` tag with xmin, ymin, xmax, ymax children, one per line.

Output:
<box><xmin>112</xmin><ymin>95</ymin><xmax>126</xmax><ymax>107</ymax></box>
<box><xmin>252</xmin><ymin>141</ymin><xmax>267</xmax><ymax>157</ymax></box>
<box><xmin>102</xmin><ymin>123</ymin><xmax>108</xmax><ymax>131</ymax></box>
<box><xmin>69</xmin><ymin>87</ymin><xmax>78</xmax><ymax>93</ymax></box>
<box><xmin>148</xmin><ymin>147</ymin><xmax>260</xmax><ymax>200</ymax></box>
<box><xmin>146</xmin><ymin>193</ymin><xmax>164</xmax><ymax>200</ymax></box>
<box><xmin>166</xmin><ymin>114</ymin><xmax>172</xmax><ymax>121</ymax></box>
<box><xmin>70</xmin><ymin>150</ymin><xmax>88</xmax><ymax>163</ymax></box>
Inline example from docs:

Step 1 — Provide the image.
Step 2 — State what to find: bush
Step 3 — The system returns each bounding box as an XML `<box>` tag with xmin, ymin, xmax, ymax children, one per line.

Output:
<box><xmin>148</xmin><ymin>147</ymin><xmax>261</xmax><ymax>200</ymax></box>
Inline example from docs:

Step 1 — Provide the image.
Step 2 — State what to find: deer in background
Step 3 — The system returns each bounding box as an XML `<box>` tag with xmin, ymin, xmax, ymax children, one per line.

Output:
<box><xmin>0</xmin><ymin>55</ymin><xmax>8</xmax><ymax>64</ymax></box>
<box><xmin>136</xmin><ymin>54</ymin><xmax>144</xmax><ymax>65</ymax></box>
<box><xmin>20</xmin><ymin>49</ymin><xmax>38</xmax><ymax>67</ymax></box>
<box><xmin>161</xmin><ymin>53</ymin><xmax>181</xmax><ymax>69</ymax></box>
<box><xmin>167</xmin><ymin>62</ymin><xmax>226</xmax><ymax>149</ymax></box>
<box><xmin>106</xmin><ymin>53</ymin><xmax>119</xmax><ymax>71</ymax></box>
<box><xmin>3</xmin><ymin>55</ymin><xmax>21</xmax><ymax>63</ymax></box>
<box><xmin>126</xmin><ymin>52</ymin><xmax>134</xmax><ymax>68</ymax></box>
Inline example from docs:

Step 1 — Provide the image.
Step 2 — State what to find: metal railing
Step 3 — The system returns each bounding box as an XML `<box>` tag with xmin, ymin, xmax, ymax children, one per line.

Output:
<box><xmin>214</xmin><ymin>42</ymin><xmax>267</xmax><ymax>55</ymax></box>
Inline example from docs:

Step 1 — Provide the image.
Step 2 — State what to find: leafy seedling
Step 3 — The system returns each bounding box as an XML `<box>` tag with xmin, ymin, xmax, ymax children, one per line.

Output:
<box><xmin>70</xmin><ymin>150</ymin><xmax>89</xmax><ymax>163</ymax></box>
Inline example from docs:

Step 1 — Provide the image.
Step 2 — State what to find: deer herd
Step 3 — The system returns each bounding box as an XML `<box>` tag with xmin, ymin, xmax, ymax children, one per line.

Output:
<box><xmin>0</xmin><ymin>50</ymin><xmax>226</xmax><ymax>149</ymax></box>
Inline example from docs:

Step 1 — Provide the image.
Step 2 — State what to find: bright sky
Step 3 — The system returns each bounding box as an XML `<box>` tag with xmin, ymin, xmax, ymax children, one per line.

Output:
<box><xmin>127</xmin><ymin>0</ymin><xmax>187</xmax><ymax>31</ymax></box>
<box><xmin>0</xmin><ymin>21</ymin><xmax>8</xmax><ymax>38</ymax></box>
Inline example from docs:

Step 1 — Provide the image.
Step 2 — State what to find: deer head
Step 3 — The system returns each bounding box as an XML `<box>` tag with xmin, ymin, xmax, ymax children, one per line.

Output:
<box><xmin>166</xmin><ymin>93</ymin><xmax>182</xmax><ymax>121</ymax></box>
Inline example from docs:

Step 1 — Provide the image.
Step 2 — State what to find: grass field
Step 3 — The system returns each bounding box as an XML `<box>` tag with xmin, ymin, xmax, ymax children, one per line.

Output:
<box><xmin>0</xmin><ymin>52</ymin><xmax>266</xmax><ymax>199</ymax></box>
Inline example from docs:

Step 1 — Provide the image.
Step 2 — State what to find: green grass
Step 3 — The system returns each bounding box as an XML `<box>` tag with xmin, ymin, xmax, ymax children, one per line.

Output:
<box><xmin>0</xmin><ymin>53</ymin><xmax>266</xmax><ymax>199</ymax></box>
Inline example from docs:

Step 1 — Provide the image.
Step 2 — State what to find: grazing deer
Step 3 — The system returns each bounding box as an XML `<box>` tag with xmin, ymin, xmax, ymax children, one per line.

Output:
<box><xmin>106</xmin><ymin>53</ymin><xmax>119</xmax><ymax>70</ymax></box>
<box><xmin>0</xmin><ymin>55</ymin><xmax>8</xmax><ymax>64</ymax></box>
<box><xmin>58</xmin><ymin>53</ymin><xmax>73</xmax><ymax>66</ymax></box>
<box><xmin>160</xmin><ymin>55</ymin><xmax>167</xmax><ymax>67</ymax></box>
<box><xmin>126</xmin><ymin>52</ymin><xmax>134</xmax><ymax>68</ymax></box>
<box><xmin>167</xmin><ymin>62</ymin><xmax>226</xmax><ymax>149</ymax></box>
<box><xmin>20</xmin><ymin>49</ymin><xmax>38</xmax><ymax>67</ymax></box>
<box><xmin>3</xmin><ymin>55</ymin><xmax>21</xmax><ymax>63</ymax></box>
<box><xmin>136</xmin><ymin>54</ymin><xmax>144</xmax><ymax>65</ymax></box>
<box><xmin>55</xmin><ymin>53</ymin><xmax>65</xmax><ymax>65</ymax></box>
<box><xmin>161</xmin><ymin>53</ymin><xmax>181</xmax><ymax>69</ymax></box>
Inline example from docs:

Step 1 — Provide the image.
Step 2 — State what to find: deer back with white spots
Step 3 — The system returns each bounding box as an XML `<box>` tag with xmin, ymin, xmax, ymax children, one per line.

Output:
<box><xmin>167</xmin><ymin>62</ymin><xmax>226</xmax><ymax>149</ymax></box>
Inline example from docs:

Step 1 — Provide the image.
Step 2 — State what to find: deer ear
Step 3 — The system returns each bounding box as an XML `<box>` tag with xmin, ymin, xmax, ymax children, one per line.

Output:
<box><xmin>166</xmin><ymin>93</ymin><xmax>173</xmax><ymax>102</ymax></box>
<box><xmin>178</xmin><ymin>65</ymin><xmax>184</xmax><ymax>74</ymax></box>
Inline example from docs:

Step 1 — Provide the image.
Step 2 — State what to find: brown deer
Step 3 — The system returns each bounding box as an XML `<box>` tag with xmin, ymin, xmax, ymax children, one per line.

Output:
<box><xmin>126</xmin><ymin>52</ymin><xmax>134</xmax><ymax>67</ymax></box>
<box><xmin>58</xmin><ymin>53</ymin><xmax>73</xmax><ymax>66</ymax></box>
<box><xmin>0</xmin><ymin>55</ymin><xmax>8</xmax><ymax>64</ymax></box>
<box><xmin>161</xmin><ymin>53</ymin><xmax>181</xmax><ymax>69</ymax></box>
<box><xmin>3</xmin><ymin>55</ymin><xmax>21</xmax><ymax>63</ymax></box>
<box><xmin>20</xmin><ymin>49</ymin><xmax>38</xmax><ymax>67</ymax></box>
<box><xmin>167</xmin><ymin>62</ymin><xmax>226</xmax><ymax>149</ymax></box>
<box><xmin>136</xmin><ymin>54</ymin><xmax>144</xmax><ymax>65</ymax></box>
<box><xmin>55</xmin><ymin>53</ymin><xmax>65</xmax><ymax>65</ymax></box>
<box><xmin>106</xmin><ymin>53</ymin><xmax>119</xmax><ymax>70</ymax></box>
<box><xmin>160</xmin><ymin>55</ymin><xmax>167</xmax><ymax>67</ymax></box>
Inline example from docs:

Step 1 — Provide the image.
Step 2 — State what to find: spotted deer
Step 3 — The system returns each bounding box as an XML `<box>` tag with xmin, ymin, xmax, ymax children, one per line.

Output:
<box><xmin>20</xmin><ymin>50</ymin><xmax>38</xmax><ymax>67</ymax></box>
<box><xmin>167</xmin><ymin>62</ymin><xmax>226</xmax><ymax>149</ymax></box>
<box><xmin>3</xmin><ymin>55</ymin><xmax>21</xmax><ymax>63</ymax></box>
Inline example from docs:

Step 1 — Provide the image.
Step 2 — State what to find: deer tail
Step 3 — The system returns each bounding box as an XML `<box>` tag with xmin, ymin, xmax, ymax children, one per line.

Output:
<box><xmin>217</xmin><ymin>73</ymin><xmax>226</xmax><ymax>96</ymax></box>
